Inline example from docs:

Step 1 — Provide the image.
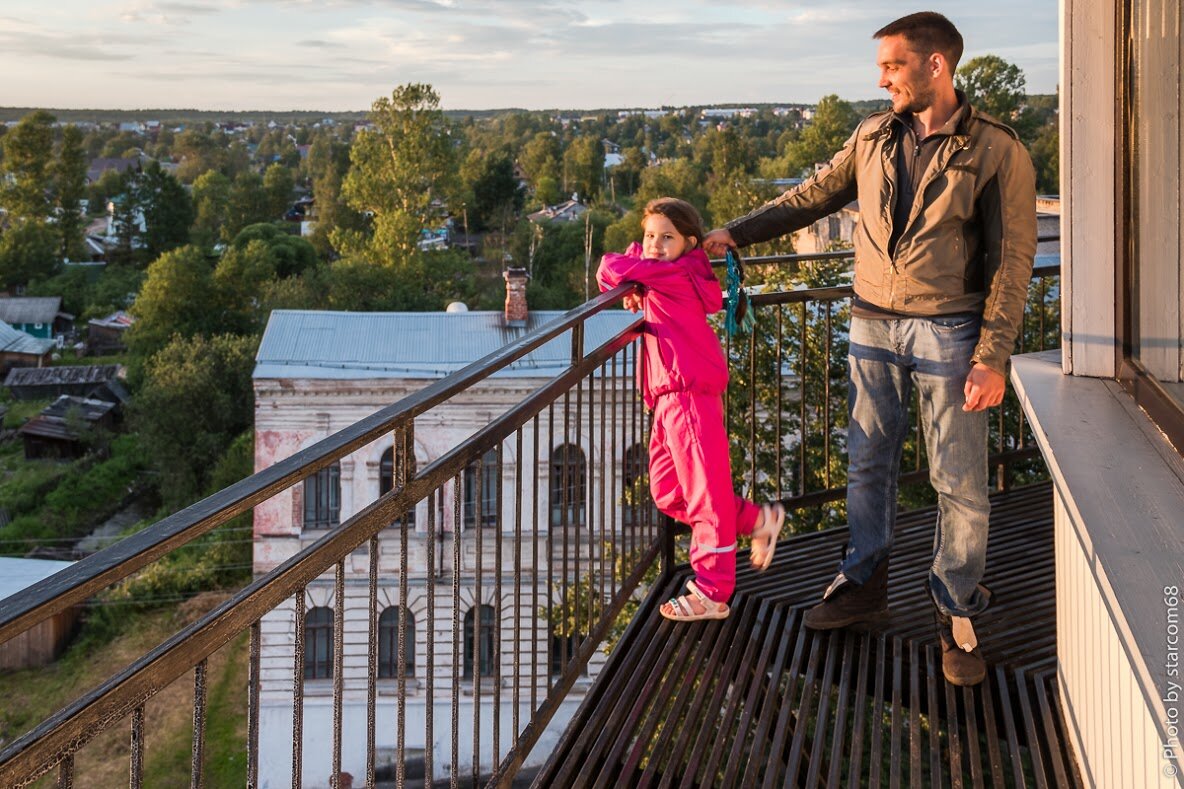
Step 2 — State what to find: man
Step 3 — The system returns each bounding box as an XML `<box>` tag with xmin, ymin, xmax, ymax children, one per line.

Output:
<box><xmin>703</xmin><ymin>11</ymin><xmax>1036</xmax><ymax>686</ymax></box>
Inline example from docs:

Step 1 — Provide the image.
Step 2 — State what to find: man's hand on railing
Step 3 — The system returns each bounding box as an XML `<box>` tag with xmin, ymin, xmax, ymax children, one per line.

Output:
<box><xmin>702</xmin><ymin>228</ymin><xmax>736</xmax><ymax>257</ymax></box>
<box><xmin>963</xmin><ymin>363</ymin><xmax>1006</xmax><ymax>411</ymax></box>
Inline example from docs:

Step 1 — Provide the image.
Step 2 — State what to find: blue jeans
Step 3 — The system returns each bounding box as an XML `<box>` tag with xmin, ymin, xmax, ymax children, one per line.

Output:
<box><xmin>842</xmin><ymin>315</ymin><xmax>991</xmax><ymax>618</ymax></box>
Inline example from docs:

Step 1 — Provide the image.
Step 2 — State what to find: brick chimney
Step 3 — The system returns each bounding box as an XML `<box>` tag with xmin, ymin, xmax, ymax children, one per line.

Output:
<box><xmin>504</xmin><ymin>267</ymin><xmax>529</xmax><ymax>327</ymax></box>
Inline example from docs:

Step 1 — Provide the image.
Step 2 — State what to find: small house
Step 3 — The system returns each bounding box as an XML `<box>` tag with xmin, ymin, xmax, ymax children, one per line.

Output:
<box><xmin>16</xmin><ymin>395</ymin><xmax>118</xmax><ymax>460</ymax></box>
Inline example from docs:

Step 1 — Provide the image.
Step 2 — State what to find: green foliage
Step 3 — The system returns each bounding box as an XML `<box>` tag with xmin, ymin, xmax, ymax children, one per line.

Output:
<box><xmin>957</xmin><ymin>55</ymin><xmax>1026</xmax><ymax>122</ymax></box>
<box><xmin>262</xmin><ymin>163</ymin><xmax>296</xmax><ymax>221</ymax></box>
<box><xmin>226</xmin><ymin>171</ymin><xmax>271</xmax><ymax>240</ymax></box>
<box><xmin>338</xmin><ymin>83</ymin><xmax>458</xmax><ymax>264</ymax></box>
<box><xmin>54</xmin><ymin>124</ymin><xmax>89</xmax><ymax>261</ymax></box>
<box><xmin>766</xmin><ymin>95</ymin><xmax>860</xmax><ymax>179</ymax></box>
<box><xmin>230</xmin><ymin>222</ymin><xmax>318</xmax><ymax>278</ymax></box>
<box><xmin>0</xmin><ymin>219</ymin><xmax>60</xmax><ymax>289</ymax></box>
<box><xmin>469</xmin><ymin>151</ymin><xmax>525</xmax><ymax>233</ymax></box>
<box><xmin>0</xmin><ymin>110</ymin><xmax>55</xmax><ymax>220</ymax></box>
<box><xmin>127</xmin><ymin>245</ymin><xmax>220</xmax><ymax>358</ymax></box>
<box><xmin>191</xmin><ymin>169</ymin><xmax>232</xmax><ymax>247</ymax></box>
<box><xmin>561</xmin><ymin>136</ymin><xmax>606</xmax><ymax>202</ymax></box>
<box><xmin>0</xmin><ymin>434</ymin><xmax>148</xmax><ymax>555</ymax></box>
<box><xmin>131</xmin><ymin>333</ymin><xmax>259</xmax><ymax>508</ymax></box>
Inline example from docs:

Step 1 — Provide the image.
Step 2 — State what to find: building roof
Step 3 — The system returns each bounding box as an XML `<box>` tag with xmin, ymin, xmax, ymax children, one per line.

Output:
<box><xmin>0</xmin><ymin>297</ymin><xmax>61</xmax><ymax>326</ymax></box>
<box><xmin>16</xmin><ymin>396</ymin><xmax>117</xmax><ymax>441</ymax></box>
<box><xmin>88</xmin><ymin>310</ymin><xmax>134</xmax><ymax>330</ymax></box>
<box><xmin>0</xmin><ymin>557</ymin><xmax>76</xmax><ymax>603</ymax></box>
<box><xmin>4</xmin><ymin>365</ymin><xmax>124</xmax><ymax>390</ymax></box>
<box><xmin>254</xmin><ymin>309</ymin><xmax>638</xmax><ymax>380</ymax></box>
<box><xmin>0</xmin><ymin>321</ymin><xmax>54</xmax><ymax>357</ymax></box>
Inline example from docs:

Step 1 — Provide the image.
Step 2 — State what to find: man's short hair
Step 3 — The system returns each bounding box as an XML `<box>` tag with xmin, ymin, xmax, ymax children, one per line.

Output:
<box><xmin>874</xmin><ymin>12</ymin><xmax>964</xmax><ymax>71</ymax></box>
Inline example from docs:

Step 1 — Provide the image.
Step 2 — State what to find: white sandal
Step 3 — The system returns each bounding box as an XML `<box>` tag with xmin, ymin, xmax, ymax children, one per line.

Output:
<box><xmin>750</xmin><ymin>502</ymin><xmax>786</xmax><ymax>572</ymax></box>
<box><xmin>660</xmin><ymin>580</ymin><xmax>730</xmax><ymax>622</ymax></box>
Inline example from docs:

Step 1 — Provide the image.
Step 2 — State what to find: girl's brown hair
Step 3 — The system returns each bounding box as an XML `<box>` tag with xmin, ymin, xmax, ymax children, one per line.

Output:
<box><xmin>643</xmin><ymin>198</ymin><xmax>705</xmax><ymax>248</ymax></box>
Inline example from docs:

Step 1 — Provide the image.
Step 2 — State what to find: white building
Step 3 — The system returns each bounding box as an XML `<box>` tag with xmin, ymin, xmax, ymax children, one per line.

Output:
<box><xmin>251</xmin><ymin>281</ymin><xmax>645</xmax><ymax>786</ymax></box>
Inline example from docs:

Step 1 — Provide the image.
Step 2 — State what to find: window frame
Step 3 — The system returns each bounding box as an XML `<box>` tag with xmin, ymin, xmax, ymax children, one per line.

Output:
<box><xmin>1115</xmin><ymin>0</ymin><xmax>1184</xmax><ymax>455</ymax></box>
<box><xmin>303</xmin><ymin>606</ymin><xmax>334</xmax><ymax>681</ymax></box>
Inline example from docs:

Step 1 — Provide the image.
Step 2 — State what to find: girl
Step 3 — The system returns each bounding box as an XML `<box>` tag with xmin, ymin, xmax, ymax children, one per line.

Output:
<box><xmin>597</xmin><ymin>198</ymin><xmax>785</xmax><ymax>621</ymax></box>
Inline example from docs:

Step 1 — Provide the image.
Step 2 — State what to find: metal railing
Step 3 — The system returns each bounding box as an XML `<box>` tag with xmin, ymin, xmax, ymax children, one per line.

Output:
<box><xmin>0</xmin><ymin>284</ymin><xmax>661</xmax><ymax>787</ymax></box>
<box><xmin>719</xmin><ymin>244</ymin><xmax>1060</xmax><ymax>522</ymax></box>
<box><xmin>0</xmin><ymin>242</ymin><xmax>1062</xmax><ymax>787</ymax></box>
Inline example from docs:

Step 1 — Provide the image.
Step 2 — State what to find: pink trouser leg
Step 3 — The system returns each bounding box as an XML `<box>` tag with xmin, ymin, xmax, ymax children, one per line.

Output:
<box><xmin>648</xmin><ymin>392</ymin><xmax>760</xmax><ymax>603</ymax></box>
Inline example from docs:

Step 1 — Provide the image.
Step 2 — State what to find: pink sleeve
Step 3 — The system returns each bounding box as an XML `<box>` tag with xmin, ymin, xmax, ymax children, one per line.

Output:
<box><xmin>596</xmin><ymin>243</ymin><xmax>693</xmax><ymax>295</ymax></box>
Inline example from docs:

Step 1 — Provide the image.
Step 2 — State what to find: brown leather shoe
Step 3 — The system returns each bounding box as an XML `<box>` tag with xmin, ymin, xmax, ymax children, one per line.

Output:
<box><xmin>936</xmin><ymin>612</ymin><xmax>987</xmax><ymax>686</ymax></box>
<box><xmin>803</xmin><ymin>560</ymin><xmax>889</xmax><ymax>630</ymax></box>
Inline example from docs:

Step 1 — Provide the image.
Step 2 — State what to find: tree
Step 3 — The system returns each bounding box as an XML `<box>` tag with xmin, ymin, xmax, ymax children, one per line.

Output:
<box><xmin>337</xmin><ymin>83</ymin><xmax>458</xmax><ymax>265</ymax></box>
<box><xmin>561</xmin><ymin>136</ymin><xmax>605</xmax><ymax>202</ymax></box>
<box><xmin>54</xmin><ymin>125</ymin><xmax>89</xmax><ymax>262</ymax></box>
<box><xmin>956</xmin><ymin>55</ymin><xmax>1026</xmax><ymax>121</ymax></box>
<box><xmin>262</xmin><ymin>163</ymin><xmax>295</xmax><ymax>221</ymax></box>
<box><xmin>132</xmin><ymin>333</ymin><xmax>259</xmax><ymax>508</ymax></box>
<box><xmin>135</xmin><ymin>161</ymin><xmax>195</xmax><ymax>262</ymax></box>
<box><xmin>469</xmin><ymin>151</ymin><xmax>524</xmax><ymax>233</ymax></box>
<box><xmin>0</xmin><ymin>221</ymin><xmax>60</xmax><ymax>290</ymax></box>
<box><xmin>769</xmin><ymin>95</ymin><xmax>860</xmax><ymax>178</ymax></box>
<box><xmin>126</xmin><ymin>245</ymin><xmax>219</xmax><ymax>357</ymax></box>
<box><xmin>521</xmin><ymin>132</ymin><xmax>561</xmax><ymax>189</ymax></box>
<box><xmin>191</xmin><ymin>170</ymin><xmax>232</xmax><ymax>247</ymax></box>
<box><xmin>226</xmin><ymin>171</ymin><xmax>270</xmax><ymax>240</ymax></box>
<box><xmin>230</xmin><ymin>223</ymin><xmax>317</xmax><ymax>278</ymax></box>
<box><xmin>1</xmin><ymin>111</ymin><xmax>55</xmax><ymax>221</ymax></box>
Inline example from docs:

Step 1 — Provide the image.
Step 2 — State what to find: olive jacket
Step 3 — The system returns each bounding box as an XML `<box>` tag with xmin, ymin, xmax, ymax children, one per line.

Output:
<box><xmin>725</xmin><ymin>103</ymin><xmax>1037</xmax><ymax>374</ymax></box>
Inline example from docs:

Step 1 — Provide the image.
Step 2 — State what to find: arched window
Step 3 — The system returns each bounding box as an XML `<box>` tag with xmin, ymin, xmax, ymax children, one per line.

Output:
<box><xmin>378</xmin><ymin>606</ymin><xmax>415</xmax><ymax>678</ymax></box>
<box><xmin>463</xmin><ymin>448</ymin><xmax>500</xmax><ymax>528</ymax></box>
<box><xmin>463</xmin><ymin>604</ymin><xmax>496</xmax><ymax>679</ymax></box>
<box><xmin>379</xmin><ymin>447</ymin><xmax>417</xmax><ymax>527</ymax></box>
<box><xmin>304</xmin><ymin>606</ymin><xmax>334</xmax><ymax>680</ymax></box>
<box><xmin>550</xmin><ymin>443</ymin><xmax>586</xmax><ymax>527</ymax></box>
<box><xmin>622</xmin><ymin>443</ymin><xmax>648</xmax><ymax>527</ymax></box>
<box><xmin>303</xmin><ymin>462</ymin><xmax>340</xmax><ymax>530</ymax></box>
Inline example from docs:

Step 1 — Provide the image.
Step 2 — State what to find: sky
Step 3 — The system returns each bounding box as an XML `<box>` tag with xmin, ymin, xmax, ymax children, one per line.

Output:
<box><xmin>2</xmin><ymin>1</ymin><xmax>1059</xmax><ymax>113</ymax></box>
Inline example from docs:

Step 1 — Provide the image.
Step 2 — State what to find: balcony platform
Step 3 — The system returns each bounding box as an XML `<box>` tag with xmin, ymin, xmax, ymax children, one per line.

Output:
<box><xmin>538</xmin><ymin>482</ymin><xmax>1081</xmax><ymax>787</ymax></box>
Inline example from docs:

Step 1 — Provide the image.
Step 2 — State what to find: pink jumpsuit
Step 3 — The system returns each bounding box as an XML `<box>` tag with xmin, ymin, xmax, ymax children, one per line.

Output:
<box><xmin>598</xmin><ymin>243</ymin><xmax>761</xmax><ymax>603</ymax></box>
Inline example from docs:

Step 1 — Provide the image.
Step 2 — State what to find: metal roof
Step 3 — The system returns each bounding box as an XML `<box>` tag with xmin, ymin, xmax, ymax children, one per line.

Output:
<box><xmin>4</xmin><ymin>365</ymin><xmax>124</xmax><ymax>389</ymax></box>
<box><xmin>0</xmin><ymin>321</ymin><xmax>54</xmax><ymax>357</ymax></box>
<box><xmin>0</xmin><ymin>557</ymin><xmax>76</xmax><ymax>604</ymax></box>
<box><xmin>254</xmin><ymin>309</ymin><xmax>638</xmax><ymax>380</ymax></box>
<box><xmin>0</xmin><ymin>297</ymin><xmax>61</xmax><ymax>325</ymax></box>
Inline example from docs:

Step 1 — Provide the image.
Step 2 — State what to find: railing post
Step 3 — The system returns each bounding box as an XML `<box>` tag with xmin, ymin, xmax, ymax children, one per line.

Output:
<box><xmin>659</xmin><ymin>514</ymin><xmax>676</xmax><ymax>582</ymax></box>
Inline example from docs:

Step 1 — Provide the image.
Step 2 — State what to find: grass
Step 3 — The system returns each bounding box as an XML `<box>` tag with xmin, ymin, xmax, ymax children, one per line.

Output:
<box><xmin>1</xmin><ymin>594</ymin><xmax>248</xmax><ymax>788</ymax></box>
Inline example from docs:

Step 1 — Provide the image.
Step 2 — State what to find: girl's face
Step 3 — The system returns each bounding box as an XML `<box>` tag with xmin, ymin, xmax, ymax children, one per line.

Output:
<box><xmin>642</xmin><ymin>213</ymin><xmax>696</xmax><ymax>261</ymax></box>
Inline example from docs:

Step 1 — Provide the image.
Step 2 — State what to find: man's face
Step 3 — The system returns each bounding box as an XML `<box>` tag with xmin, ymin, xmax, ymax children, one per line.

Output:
<box><xmin>876</xmin><ymin>34</ymin><xmax>937</xmax><ymax>114</ymax></box>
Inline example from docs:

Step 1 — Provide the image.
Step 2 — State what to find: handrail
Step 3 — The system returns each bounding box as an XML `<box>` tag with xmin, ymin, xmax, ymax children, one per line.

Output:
<box><xmin>0</xmin><ymin>285</ymin><xmax>642</xmax><ymax>648</ymax></box>
<box><xmin>0</xmin><ymin>316</ymin><xmax>646</xmax><ymax>786</ymax></box>
<box><xmin>706</xmin><ymin>234</ymin><xmax>1060</xmax><ymax>268</ymax></box>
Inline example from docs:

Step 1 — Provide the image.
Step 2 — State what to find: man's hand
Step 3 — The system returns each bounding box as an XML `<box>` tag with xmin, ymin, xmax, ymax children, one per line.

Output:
<box><xmin>963</xmin><ymin>363</ymin><xmax>1005</xmax><ymax>411</ymax></box>
<box><xmin>622</xmin><ymin>292</ymin><xmax>644</xmax><ymax>312</ymax></box>
<box><xmin>702</xmin><ymin>228</ymin><xmax>736</xmax><ymax>256</ymax></box>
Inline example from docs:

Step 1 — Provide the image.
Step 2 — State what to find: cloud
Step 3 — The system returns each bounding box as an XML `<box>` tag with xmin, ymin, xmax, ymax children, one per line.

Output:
<box><xmin>0</xmin><ymin>30</ymin><xmax>139</xmax><ymax>61</ymax></box>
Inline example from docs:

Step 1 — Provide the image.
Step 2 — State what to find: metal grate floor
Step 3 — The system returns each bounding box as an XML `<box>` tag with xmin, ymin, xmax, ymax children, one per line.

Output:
<box><xmin>536</xmin><ymin>482</ymin><xmax>1081</xmax><ymax>787</ymax></box>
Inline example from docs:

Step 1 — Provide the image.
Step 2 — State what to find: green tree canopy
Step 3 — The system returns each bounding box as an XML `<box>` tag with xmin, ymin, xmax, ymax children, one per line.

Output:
<box><xmin>337</xmin><ymin>83</ymin><xmax>458</xmax><ymax>264</ymax></box>
<box><xmin>1</xmin><ymin>111</ymin><xmax>55</xmax><ymax>221</ymax></box>
<box><xmin>956</xmin><ymin>55</ymin><xmax>1027</xmax><ymax>121</ymax></box>
<box><xmin>0</xmin><ymin>220</ymin><xmax>60</xmax><ymax>290</ymax></box>
<box><xmin>127</xmin><ymin>245</ymin><xmax>219</xmax><ymax>357</ymax></box>
<box><xmin>769</xmin><ymin>95</ymin><xmax>860</xmax><ymax>178</ymax></box>
<box><xmin>132</xmin><ymin>332</ymin><xmax>259</xmax><ymax>508</ymax></box>
<box><xmin>54</xmin><ymin>125</ymin><xmax>89</xmax><ymax>261</ymax></box>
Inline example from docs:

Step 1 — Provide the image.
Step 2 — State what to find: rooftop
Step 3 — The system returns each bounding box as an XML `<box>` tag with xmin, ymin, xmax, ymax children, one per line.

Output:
<box><xmin>0</xmin><ymin>297</ymin><xmax>63</xmax><ymax>326</ymax></box>
<box><xmin>253</xmin><ymin>309</ymin><xmax>637</xmax><ymax>380</ymax></box>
